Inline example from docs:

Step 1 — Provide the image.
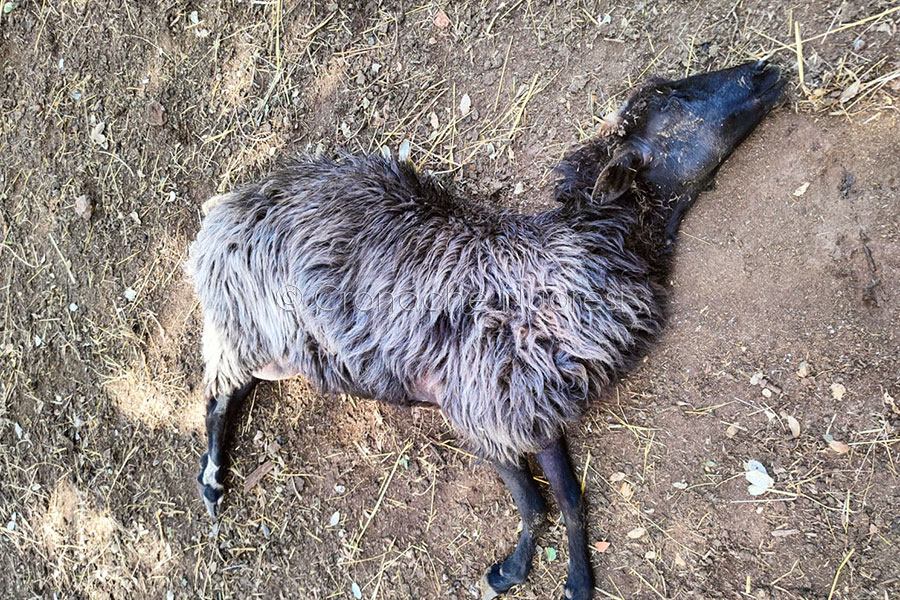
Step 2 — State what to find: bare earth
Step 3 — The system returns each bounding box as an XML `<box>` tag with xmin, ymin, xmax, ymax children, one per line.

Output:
<box><xmin>1</xmin><ymin>2</ymin><xmax>898</xmax><ymax>599</ymax></box>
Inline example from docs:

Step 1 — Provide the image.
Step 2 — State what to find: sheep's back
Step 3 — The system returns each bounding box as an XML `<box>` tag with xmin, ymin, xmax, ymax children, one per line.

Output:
<box><xmin>188</xmin><ymin>155</ymin><xmax>664</xmax><ymax>461</ymax></box>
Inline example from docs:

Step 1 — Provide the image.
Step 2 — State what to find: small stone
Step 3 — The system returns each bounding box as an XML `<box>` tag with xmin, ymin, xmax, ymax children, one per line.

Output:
<box><xmin>626</xmin><ymin>527</ymin><xmax>646</xmax><ymax>539</ymax></box>
<box><xmin>796</xmin><ymin>361</ymin><xmax>811</xmax><ymax>377</ymax></box>
<box><xmin>74</xmin><ymin>194</ymin><xmax>93</xmax><ymax>219</ymax></box>
<box><xmin>147</xmin><ymin>101</ymin><xmax>166</xmax><ymax>126</ymax></box>
<box><xmin>568</xmin><ymin>75</ymin><xmax>588</xmax><ymax>94</ymax></box>
<box><xmin>433</xmin><ymin>9</ymin><xmax>450</xmax><ymax>30</ymax></box>
<box><xmin>830</xmin><ymin>383</ymin><xmax>846</xmax><ymax>401</ymax></box>
<box><xmin>786</xmin><ymin>415</ymin><xmax>801</xmax><ymax>438</ymax></box>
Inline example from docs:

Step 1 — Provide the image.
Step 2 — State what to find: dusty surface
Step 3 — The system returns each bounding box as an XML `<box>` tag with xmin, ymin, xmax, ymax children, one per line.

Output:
<box><xmin>1</xmin><ymin>1</ymin><xmax>899</xmax><ymax>599</ymax></box>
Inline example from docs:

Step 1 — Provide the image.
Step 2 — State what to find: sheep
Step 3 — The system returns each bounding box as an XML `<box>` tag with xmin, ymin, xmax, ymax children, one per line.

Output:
<box><xmin>187</xmin><ymin>61</ymin><xmax>783</xmax><ymax>600</ymax></box>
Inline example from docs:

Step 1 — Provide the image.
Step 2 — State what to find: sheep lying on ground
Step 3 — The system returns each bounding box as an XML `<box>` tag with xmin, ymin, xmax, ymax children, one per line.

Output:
<box><xmin>187</xmin><ymin>61</ymin><xmax>783</xmax><ymax>600</ymax></box>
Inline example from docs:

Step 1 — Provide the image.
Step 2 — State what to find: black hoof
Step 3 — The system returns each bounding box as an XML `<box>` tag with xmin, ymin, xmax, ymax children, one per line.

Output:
<box><xmin>478</xmin><ymin>561</ymin><xmax>529</xmax><ymax>599</ymax></box>
<box><xmin>197</xmin><ymin>452</ymin><xmax>224</xmax><ymax>518</ymax></box>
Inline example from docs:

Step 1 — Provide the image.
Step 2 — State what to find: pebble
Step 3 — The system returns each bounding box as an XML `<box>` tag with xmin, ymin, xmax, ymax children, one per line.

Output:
<box><xmin>147</xmin><ymin>101</ymin><xmax>166</xmax><ymax>126</ymax></box>
<box><xmin>74</xmin><ymin>194</ymin><xmax>93</xmax><ymax>219</ymax></box>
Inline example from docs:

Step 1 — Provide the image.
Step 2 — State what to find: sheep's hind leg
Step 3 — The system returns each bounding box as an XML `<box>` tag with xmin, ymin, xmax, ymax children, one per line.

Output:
<box><xmin>480</xmin><ymin>458</ymin><xmax>547</xmax><ymax>598</ymax></box>
<box><xmin>536</xmin><ymin>436</ymin><xmax>593</xmax><ymax>600</ymax></box>
<box><xmin>198</xmin><ymin>378</ymin><xmax>259</xmax><ymax>517</ymax></box>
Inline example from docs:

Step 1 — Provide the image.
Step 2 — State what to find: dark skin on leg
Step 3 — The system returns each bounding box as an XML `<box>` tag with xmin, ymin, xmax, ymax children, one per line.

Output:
<box><xmin>481</xmin><ymin>458</ymin><xmax>548</xmax><ymax>597</ymax></box>
<box><xmin>536</xmin><ymin>437</ymin><xmax>594</xmax><ymax>600</ymax></box>
<box><xmin>198</xmin><ymin>377</ymin><xmax>259</xmax><ymax>516</ymax></box>
<box><xmin>664</xmin><ymin>194</ymin><xmax>697</xmax><ymax>251</ymax></box>
<box><xmin>481</xmin><ymin>436</ymin><xmax>593</xmax><ymax>600</ymax></box>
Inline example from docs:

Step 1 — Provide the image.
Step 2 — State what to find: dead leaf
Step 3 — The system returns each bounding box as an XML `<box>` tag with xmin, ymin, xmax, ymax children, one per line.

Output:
<box><xmin>884</xmin><ymin>391</ymin><xmax>899</xmax><ymax>415</ymax></box>
<box><xmin>745</xmin><ymin>461</ymin><xmax>774</xmax><ymax>496</ymax></box>
<box><xmin>433</xmin><ymin>9</ymin><xmax>450</xmax><ymax>30</ymax></box>
<box><xmin>771</xmin><ymin>529</ymin><xmax>800</xmax><ymax>537</ymax></box>
<box><xmin>594</xmin><ymin>541</ymin><xmax>610</xmax><ymax>553</ymax></box>
<box><xmin>626</xmin><ymin>527</ymin><xmax>646</xmax><ymax>539</ymax></box>
<box><xmin>243</xmin><ymin>460</ymin><xmax>275</xmax><ymax>492</ymax></box>
<box><xmin>619</xmin><ymin>481</ymin><xmax>633</xmax><ymax>500</ymax></box>
<box><xmin>839</xmin><ymin>80</ymin><xmax>861</xmax><ymax>103</ymax></box>
<box><xmin>726</xmin><ymin>423</ymin><xmax>739</xmax><ymax>437</ymax></box>
<box><xmin>793</xmin><ymin>181</ymin><xmax>810</xmax><ymax>196</ymax></box>
<box><xmin>786</xmin><ymin>415</ymin><xmax>801</xmax><ymax>438</ymax></box>
<box><xmin>828</xmin><ymin>440</ymin><xmax>850</xmax><ymax>454</ymax></box>
<box><xmin>609</xmin><ymin>471</ymin><xmax>626</xmax><ymax>483</ymax></box>
<box><xmin>89</xmin><ymin>122</ymin><xmax>108</xmax><ymax>148</ymax></box>
<box><xmin>746</xmin><ymin>470</ymin><xmax>774</xmax><ymax>490</ymax></box>
<box><xmin>830</xmin><ymin>383</ymin><xmax>846</xmax><ymax>401</ymax></box>
<box><xmin>459</xmin><ymin>93</ymin><xmax>471</xmax><ymax>116</ymax></box>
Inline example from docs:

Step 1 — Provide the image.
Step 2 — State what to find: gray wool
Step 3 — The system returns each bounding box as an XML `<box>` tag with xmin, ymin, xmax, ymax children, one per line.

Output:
<box><xmin>187</xmin><ymin>153</ymin><xmax>664</xmax><ymax>464</ymax></box>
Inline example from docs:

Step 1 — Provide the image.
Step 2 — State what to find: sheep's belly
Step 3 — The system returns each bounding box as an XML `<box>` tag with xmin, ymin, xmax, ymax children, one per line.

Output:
<box><xmin>253</xmin><ymin>361</ymin><xmax>301</xmax><ymax>381</ymax></box>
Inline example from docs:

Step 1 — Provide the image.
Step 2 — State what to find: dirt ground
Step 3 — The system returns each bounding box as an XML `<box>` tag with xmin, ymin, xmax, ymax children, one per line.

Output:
<box><xmin>2</xmin><ymin>1</ymin><xmax>899</xmax><ymax>599</ymax></box>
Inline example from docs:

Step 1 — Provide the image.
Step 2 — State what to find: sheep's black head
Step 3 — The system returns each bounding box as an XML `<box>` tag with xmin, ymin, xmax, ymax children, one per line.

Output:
<box><xmin>594</xmin><ymin>61</ymin><xmax>784</xmax><ymax>202</ymax></box>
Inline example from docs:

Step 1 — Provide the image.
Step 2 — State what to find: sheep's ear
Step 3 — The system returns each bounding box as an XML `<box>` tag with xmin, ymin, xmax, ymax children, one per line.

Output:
<box><xmin>591</xmin><ymin>147</ymin><xmax>647</xmax><ymax>202</ymax></box>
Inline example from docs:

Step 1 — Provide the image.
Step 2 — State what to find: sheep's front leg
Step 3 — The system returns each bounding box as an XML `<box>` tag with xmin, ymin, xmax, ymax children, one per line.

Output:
<box><xmin>198</xmin><ymin>378</ymin><xmax>258</xmax><ymax>517</ymax></box>
<box><xmin>480</xmin><ymin>458</ymin><xmax>547</xmax><ymax>598</ymax></box>
<box><xmin>536</xmin><ymin>437</ymin><xmax>593</xmax><ymax>600</ymax></box>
